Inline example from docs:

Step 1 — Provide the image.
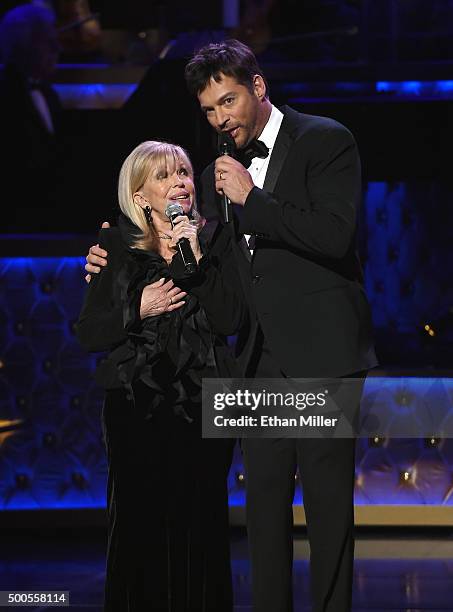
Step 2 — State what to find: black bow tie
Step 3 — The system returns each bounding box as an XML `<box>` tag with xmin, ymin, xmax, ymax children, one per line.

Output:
<box><xmin>237</xmin><ymin>139</ymin><xmax>269</xmax><ymax>169</ymax></box>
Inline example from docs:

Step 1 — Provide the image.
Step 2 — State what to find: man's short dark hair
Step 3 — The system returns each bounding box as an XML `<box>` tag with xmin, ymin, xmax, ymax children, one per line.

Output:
<box><xmin>184</xmin><ymin>39</ymin><xmax>269</xmax><ymax>97</ymax></box>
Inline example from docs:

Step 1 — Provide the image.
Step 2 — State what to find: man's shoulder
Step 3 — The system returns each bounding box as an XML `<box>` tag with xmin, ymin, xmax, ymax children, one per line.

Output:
<box><xmin>281</xmin><ymin>105</ymin><xmax>353</xmax><ymax>139</ymax></box>
<box><xmin>201</xmin><ymin>161</ymin><xmax>215</xmax><ymax>183</ymax></box>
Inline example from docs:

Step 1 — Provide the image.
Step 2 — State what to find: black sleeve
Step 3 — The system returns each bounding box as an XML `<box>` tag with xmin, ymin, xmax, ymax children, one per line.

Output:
<box><xmin>240</xmin><ymin>125</ymin><xmax>361</xmax><ymax>259</ymax></box>
<box><xmin>169</xmin><ymin>224</ymin><xmax>247</xmax><ymax>336</ymax></box>
<box><xmin>76</xmin><ymin>229</ymin><xmax>137</xmax><ymax>352</ymax></box>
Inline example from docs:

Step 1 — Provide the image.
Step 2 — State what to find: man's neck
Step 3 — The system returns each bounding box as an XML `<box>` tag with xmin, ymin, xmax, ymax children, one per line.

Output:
<box><xmin>256</xmin><ymin>99</ymin><xmax>273</xmax><ymax>140</ymax></box>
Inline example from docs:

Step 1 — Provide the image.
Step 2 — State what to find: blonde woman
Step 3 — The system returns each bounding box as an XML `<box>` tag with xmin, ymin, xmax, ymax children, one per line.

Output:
<box><xmin>77</xmin><ymin>141</ymin><xmax>240</xmax><ymax>611</ymax></box>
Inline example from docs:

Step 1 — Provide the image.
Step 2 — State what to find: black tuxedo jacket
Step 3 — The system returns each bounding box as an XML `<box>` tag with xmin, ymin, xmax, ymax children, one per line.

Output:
<box><xmin>0</xmin><ymin>65</ymin><xmax>63</xmax><ymax>230</ymax></box>
<box><xmin>0</xmin><ymin>66</ymin><xmax>61</xmax><ymax>170</ymax></box>
<box><xmin>191</xmin><ymin>105</ymin><xmax>378</xmax><ymax>378</ymax></box>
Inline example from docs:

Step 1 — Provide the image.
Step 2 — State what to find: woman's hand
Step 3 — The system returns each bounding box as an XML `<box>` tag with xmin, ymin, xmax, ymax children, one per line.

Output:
<box><xmin>140</xmin><ymin>278</ymin><xmax>187</xmax><ymax>319</ymax></box>
<box><xmin>169</xmin><ymin>216</ymin><xmax>202</xmax><ymax>263</ymax></box>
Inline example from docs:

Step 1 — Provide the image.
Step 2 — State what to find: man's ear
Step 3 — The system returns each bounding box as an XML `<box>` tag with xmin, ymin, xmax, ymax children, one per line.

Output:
<box><xmin>253</xmin><ymin>74</ymin><xmax>267</xmax><ymax>100</ymax></box>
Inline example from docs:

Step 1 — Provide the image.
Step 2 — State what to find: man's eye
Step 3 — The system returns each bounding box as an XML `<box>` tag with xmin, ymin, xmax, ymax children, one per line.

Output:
<box><xmin>225</xmin><ymin>97</ymin><xmax>234</xmax><ymax>105</ymax></box>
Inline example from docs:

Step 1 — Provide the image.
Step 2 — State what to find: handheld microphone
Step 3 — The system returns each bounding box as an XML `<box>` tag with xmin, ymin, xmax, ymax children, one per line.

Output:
<box><xmin>217</xmin><ymin>132</ymin><xmax>236</xmax><ymax>224</ymax></box>
<box><xmin>165</xmin><ymin>202</ymin><xmax>198</xmax><ymax>275</ymax></box>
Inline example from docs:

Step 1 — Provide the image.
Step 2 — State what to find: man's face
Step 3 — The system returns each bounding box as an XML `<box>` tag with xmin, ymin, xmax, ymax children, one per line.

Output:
<box><xmin>198</xmin><ymin>74</ymin><xmax>265</xmax><ymax>150</ymax></box>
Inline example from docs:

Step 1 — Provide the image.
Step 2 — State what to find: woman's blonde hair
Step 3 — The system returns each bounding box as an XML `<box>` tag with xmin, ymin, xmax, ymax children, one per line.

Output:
<box><xmin>118</xmin><ymin>140</ymin><xmax>203</xmax><ymax>251</ymax></box>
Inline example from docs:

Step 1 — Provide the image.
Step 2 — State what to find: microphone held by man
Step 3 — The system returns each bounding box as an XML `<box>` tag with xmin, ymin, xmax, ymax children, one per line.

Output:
<box><xmin>217</xmin><ymin>132</ymin><xmax>236</xmax><ymax>223</ymax></box>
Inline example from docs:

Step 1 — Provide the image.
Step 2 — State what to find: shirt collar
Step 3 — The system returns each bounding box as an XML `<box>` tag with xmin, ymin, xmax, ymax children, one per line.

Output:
<box><xmin>257</xmin><ymin>104</ymin><xmax>284</xmax><ymax>152</ymax></box>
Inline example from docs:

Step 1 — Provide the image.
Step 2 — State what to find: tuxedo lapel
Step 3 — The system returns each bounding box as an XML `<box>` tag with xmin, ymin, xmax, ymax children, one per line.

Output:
<box><xmin>262</xmin><ymin>119</ymin><xmax>292</xmax><ymax>193</ymax></box>
<box><xmin>202</xmin><ymin>106</ymin><xmax>299</xmax><ymax>260</ymax></box>
<box><xmin>237</xmin><ymin>235</ymin><xmax>252</xmax><ymax>262</ymax></box>
<box><xmin>233</xmin><ymin>107</ymin><xmax>299</xmax><ymax>260</ymax></box>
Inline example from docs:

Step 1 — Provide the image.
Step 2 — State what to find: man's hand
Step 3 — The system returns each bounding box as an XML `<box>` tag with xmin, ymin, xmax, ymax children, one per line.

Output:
<box><xmin>140</xmin><ymin>278</ymin><xmax>186</xmax><ymax>318</ymax></box>
<box><xmin>169</xmin><ymin>216</ymin><xmax>202</xmax><ymax>263</ymax></box>
<box><xmin>85</xmin><ymin>221</ymin><xmax>110</xmax><ymax>283</ymax></box>
<box><xmin>215</xmin><ymin>156</ymin><xmax>254</xmax><ymax>206</ymax></box>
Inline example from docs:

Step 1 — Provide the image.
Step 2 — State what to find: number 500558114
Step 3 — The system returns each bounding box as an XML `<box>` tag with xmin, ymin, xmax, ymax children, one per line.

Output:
<box><xmin>1</xmin><ymin>591</ymin><xmax>69</xmax><ymax>606</ymax></box>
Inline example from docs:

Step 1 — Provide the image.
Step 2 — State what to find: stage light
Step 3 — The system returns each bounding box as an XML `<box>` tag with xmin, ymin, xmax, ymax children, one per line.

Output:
<box><xmin>376</xmin><ymin>80</ymin><xmax>453</xmax><ymax>98</ymax></box>
<box><xmin>425</xmin><ymin>437</ymin><xmax>441</xmax><ymax>447</ymax></box>
<box><xmin>401</xmin><ymin>81</ymin><xmax>422</xmax><ymax>95</ymax></box>
<box><xmin>370</xmin><ymin>436</ymin><xmax>385</xmax><ymax>446</ymax></box>
<box><xmin>355</xmin><ymin>472</ymin><xmax>364</xmax><ymax>487</ymax></box>
<box><xmin>0</xmin><ymin>420</ymin><xmax>23</xmax><ymax>447</ymax></box>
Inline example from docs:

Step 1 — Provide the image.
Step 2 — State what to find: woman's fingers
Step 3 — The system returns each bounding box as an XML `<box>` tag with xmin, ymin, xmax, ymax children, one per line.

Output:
<box><xmin>173</xmin><ymin>222</ymin><xmax>196</xmax><ymax>233</ymax></box>
<box><xmin>165</xmin><ymin>289</ymin><xmax>187</xmax><ymax>310</ymax></box>
<box><xmin>167</xmin><ymin>285</ymin><xmax>186</xmax><ymax>299</ymax></box>
<box><xmin>169</xmin><ymin>226</ymin><xmax>198</xmax><ymax>251</ymax></box>
<box><xmin>141</xmin><ymin>279</ymin><xmax>188</xmax><ymax>316</ymax></box>
<box><xmin>167</xmin><ymin>299</ymin><xmax>186</xmax><ymax>312</ymax></box>
<box><xmin>169</xmin><ymin>290</ymin><xmax>187</xmax><ymax>303</ymax></box>
<box><xmin>171</xmin><ymin>218</ymin><xmax>196</xmax><ymax>234</ymax></box>
<box><xmin>171</xmin><ymin>215</ymin><xmax>190</xmax><ymax>225</ymax></box>
<box><xmin>149</xmin><ymin>277</ymin><xmax>169</xmax><ymax>288</ymax></box>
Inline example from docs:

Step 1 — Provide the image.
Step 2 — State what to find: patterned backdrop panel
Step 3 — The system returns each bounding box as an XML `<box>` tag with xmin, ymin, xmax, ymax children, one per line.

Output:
<box><xmin>0</xmin><ymin>257</ymin><xmax>105</xmax><ymax>509</ymax></box>
<box><xmin>1</xmin><ymin>180</ymin><xmax>453</xmax><ymax>510</ymax></box>
<box><xmin>363</xmin><ymin>181</ymin><xmax>453</xmax><ymax>366</ymax></box>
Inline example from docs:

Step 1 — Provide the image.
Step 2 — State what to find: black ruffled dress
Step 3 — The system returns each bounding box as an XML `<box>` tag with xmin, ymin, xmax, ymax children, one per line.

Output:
<box><xmin>77</xmin><ymin>215</ymin><xmax>234</xmax><ymax>611</ymax></box>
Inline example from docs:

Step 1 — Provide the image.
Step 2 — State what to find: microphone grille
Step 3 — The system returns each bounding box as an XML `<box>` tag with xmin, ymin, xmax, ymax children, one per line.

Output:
<box><xmin>165</xmin><ymin>202</ymin><xmax>184</xmax><ymax>218</ymax></box>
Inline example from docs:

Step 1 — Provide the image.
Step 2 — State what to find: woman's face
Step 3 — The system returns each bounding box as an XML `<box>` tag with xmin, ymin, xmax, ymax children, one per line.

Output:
<box><xmin>137</xmin><ymin>157</ymin><xmax>195</xmax><ymax>222</ymax></box>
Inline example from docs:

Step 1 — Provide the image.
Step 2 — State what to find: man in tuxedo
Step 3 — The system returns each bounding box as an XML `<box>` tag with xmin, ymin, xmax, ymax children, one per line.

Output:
<box><xmin>0</xmin><ymin>4</ymin><xmax>62</xmax><ymax>231</ymax></box>
<box><xmin>184</xmin><ymin>40</ymin><xmax>377</xmax><ymax>612</ymax></box>
<box><xmin>85</xmin><ymin>40</ymin><xmax>377</xmax><ymax>611</ymax></box>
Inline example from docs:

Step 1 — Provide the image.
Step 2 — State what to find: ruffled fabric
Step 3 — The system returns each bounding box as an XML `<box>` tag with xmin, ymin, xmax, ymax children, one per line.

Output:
<box><xmin>94</xmin><ymin>214</ymin><xmax>216</xmax><ymax>420</ymax></box>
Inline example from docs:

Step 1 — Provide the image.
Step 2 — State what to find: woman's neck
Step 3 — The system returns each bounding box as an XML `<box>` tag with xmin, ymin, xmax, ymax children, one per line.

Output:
<box><xmin>152</xmin><ymin>214</ymin><xmax>175</xmax><ymax>261</ymax></box>
<box><xmin>152</xmin><ymin>213</ymin><xmax>171</xmax><ymax>236</ymax></box>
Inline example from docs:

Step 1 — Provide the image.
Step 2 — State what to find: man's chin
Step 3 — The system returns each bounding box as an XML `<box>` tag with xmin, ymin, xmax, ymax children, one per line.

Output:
<box><xmin>228</xmin><ymin>127</ymin><xmax>249</xmax><ymax>150</ymax></box>
<box><xmin>234</xmin><ymin>134</ymin><xmax>249</xmax><ymax>150</ymax></box>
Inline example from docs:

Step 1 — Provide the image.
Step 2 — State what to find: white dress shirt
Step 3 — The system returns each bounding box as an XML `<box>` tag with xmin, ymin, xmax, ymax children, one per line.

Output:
<box><xmin>244</xmin><ymin>104</ymin><xmax>283</xmax><ymax>252</ymax></box>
